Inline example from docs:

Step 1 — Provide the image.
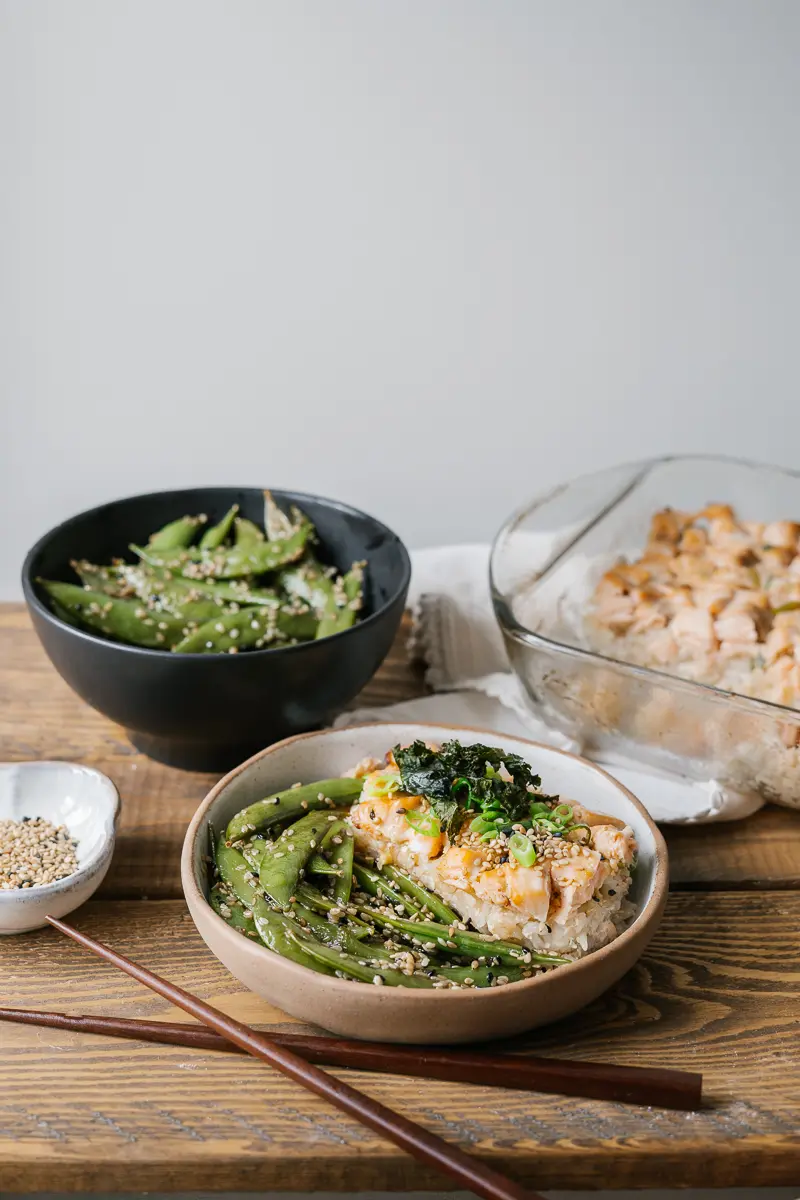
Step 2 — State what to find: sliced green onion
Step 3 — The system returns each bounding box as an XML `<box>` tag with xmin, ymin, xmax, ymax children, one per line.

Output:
<box><xmin>553</xmin><ymin>804</ymin><xmax>573</xmax><ymax>821</ymax></box>
<box><xmin>404</xmin><ymin>810</ymin><xmax>441</xmax><ymax>837</ymax></box>
<box><xmin>529</xmin><ymin>800</ymin><xmax>552</xmax><ymax>817</ymax></box>
<box><xmin>469</xmin><ymin>814</ymin><xmax>495</xmax><ymax>834</ymax></box>
<box><xmin>532</xmin><ymin>817</ymin><xmax>560</xmax><ymax>834</ymax></box>
<box><xmin>370</xmin><ymin>772</ymin><xmax>401</xmax><ymax>797</ymax></box>
<box><xmin>509</xmin><ymin>833</ymin><xmax>537</xmax><ymax>867</ymax></box>
<box><xmin>451</xmin><ymin>777</ymin><xmax>475</xmax><ymax>807</ymax></box>
<box><xmin>567</xmin><ymin>823</ymin><xmax>591</xmax><ymax>843</ymax></box>
<box><xmin>480</xmin><ymin>830</ymin><xmax>498</xmax><ymax>842</ymax></box>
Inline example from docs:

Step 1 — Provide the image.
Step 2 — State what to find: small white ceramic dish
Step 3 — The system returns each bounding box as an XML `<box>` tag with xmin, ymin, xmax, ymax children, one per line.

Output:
<box><xmin>0</xmin><ymin>761</ymin><xmax>120</xmax><ymax>934</ymax></box>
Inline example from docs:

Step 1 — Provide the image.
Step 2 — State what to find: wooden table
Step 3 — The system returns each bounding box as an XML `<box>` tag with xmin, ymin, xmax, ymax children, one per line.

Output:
<box><xmin>1</xmin><ymin>602</ymin><xmax>799</xmax><ymax>1193</ymax></box>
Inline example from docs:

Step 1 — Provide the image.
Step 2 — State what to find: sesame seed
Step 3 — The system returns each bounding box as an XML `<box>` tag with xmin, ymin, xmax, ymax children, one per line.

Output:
<box><xmin>0</xmin><ymin>817</ymin><xmax>79</xmax><ymax>889</ymax></box>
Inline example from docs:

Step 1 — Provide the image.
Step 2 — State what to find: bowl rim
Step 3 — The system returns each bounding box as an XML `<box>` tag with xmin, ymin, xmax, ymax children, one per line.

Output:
<box><xmin>182</xmin><ymin>721</ymin><xmax>669</xmax><ymax>1003</ymax></box>
<box><xmin>21</xmin><ymin>486</ymin><xmax>412</xmax><ymax>660</ymax></box>
<box><xmin>0</xmin><ymin>760</ymin><xmax>120</xmax><ymax>904</ymax></box>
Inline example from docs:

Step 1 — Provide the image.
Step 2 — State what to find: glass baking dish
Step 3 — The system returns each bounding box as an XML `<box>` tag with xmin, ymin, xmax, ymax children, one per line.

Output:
<box><xmin>490</xmin><ymin>456</ymin><xmax>800</xmax><ymax>810</ymax></box>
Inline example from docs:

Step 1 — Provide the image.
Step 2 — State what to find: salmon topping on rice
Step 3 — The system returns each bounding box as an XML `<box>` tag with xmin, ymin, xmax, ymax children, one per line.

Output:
<box><xmin>348</xmin><ymin>740</ymin><xmax>637</xmax><ymax>959</ymax></box>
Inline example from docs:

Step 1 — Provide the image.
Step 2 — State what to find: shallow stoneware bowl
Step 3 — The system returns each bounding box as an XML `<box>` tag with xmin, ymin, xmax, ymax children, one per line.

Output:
<box><xmin>0</xmin><ymin>761</ymin><xmax>120</xmax><ymax>934</ymax></box>
<box><xmin>182</xmin><ymin>723</ymin><xmax>668</xmax><ymax>1043</ymax></box>
<box><xmin>21</xmin><ymin>487</ymin><xmax>410</xmax><ymax>771</ymax></box>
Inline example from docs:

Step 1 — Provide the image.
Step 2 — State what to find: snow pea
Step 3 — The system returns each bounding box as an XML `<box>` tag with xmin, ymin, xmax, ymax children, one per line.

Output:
<box><xmin>287</xmin><ymin>903</ymin><xmax>392</xmax><ymax>958</ymax></box>
<box><xmin>320</xmin><ymin>819</ymin><xmax>355</xmax><ymax>906</ymax></box>
<box><xmin>215</xmin><ymin>837</ymin><xmax>260</xmax><ymax>908</ymax></box>
<box><xmin>279</xmin><ymin>557</ymin><xmax>336</xmax><ymax>613</ymax></box>
<box><xmin>39</xmin><ymin>581</ymin><xmax>187</xmax><ymax>648</ymax></box>
<box><xmin>306</xmin><ymin>854</ymin><xmax>340</xmax><ymax>877</ymax></box>
<box><xmin>171</xmin><ymin>607</ymin><xmax>278</xmax><ymax>654</ymax></box>
<box><xmin>225</xmin><ymin>777</ymin><xmax>363</xmax><ymax>842</ymax></box>
<box><xmin>283</xmin><ymin>926</ymin><xmax>435</xmax><ymax>988</ymax></box>
<box><xmin>264</xmin><ymin>490</ymin><xmax>294</xmax><ymax>540</ymax></box>
<box><xmin>210</xmin><ymin>884</ymin><xmax>257</xmax><ymax>937</ymax></box>
<box><xmin>199</xmin><ymin>504</ymin><xmax>239</xmax><ymax>551</ymax></box>
<box><xmin>316</xmin><ymin>563</ymin><xmax>365</xmax><ymax>640</ymax></box>
<box><xmin>434</xmin><ymin>963</ymin><xmax>528</xmax><ymax>987</ymax></box>
<box><xmin>354</xmin><ymin>906</ymin><xmax>571</xmax><ymax>968</ymax></box>
<box><xmin>251</xmin><ymin>896</ymin><xmax>335</xmax><ymax>976</ymax></box>
<box><xmin>234</xmin><ymin>516</ymin><xmax>265</xmax><ymax>547</ymax></box>
<box><xmin>214</xmin><ymin>837</ymin><xmax>330</xmax><ymax>970</ymax></box>
<box><xmin>147</xmin><ymin>514</ymin><xmax>206</xmax><ymax>551</ymax></box>
<box><xmin>70</xmin><ymin>560</ymin><xmax>132</xmax><ymax>598</ymax></box>
<box><xmin>125</xmin><ymin>560</ymin><xmax>280</xmax><ymax>607</ymax></box>
<box><xmin>259</xmin><ymin>811</ymin><xmax>334</xmax><ymax>908</ymax></box>
<box><xmin>352</xmin><ymin>861</ymin><xmax>424</xmax><ymax>915</ymax></box>
<box><xmin>293</xmin><ymin>882</ymin><xmax>373</xmax><ymax>936</ymax></box>
<box><xmin>212</xmin><ymin>520</ymin><xmax>312</xmax><ymax>579</ymax></box>
<box><xmin>380</xmin><ymin>863</ymin><xmax>460</xmax><ymax>925</ymax></box>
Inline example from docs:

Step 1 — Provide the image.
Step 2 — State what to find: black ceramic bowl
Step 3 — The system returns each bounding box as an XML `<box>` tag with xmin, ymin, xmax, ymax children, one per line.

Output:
<box><xmin>22</xmin><ymin>488</ymin><xmax>411</xmax><ymax>771</ymax></box>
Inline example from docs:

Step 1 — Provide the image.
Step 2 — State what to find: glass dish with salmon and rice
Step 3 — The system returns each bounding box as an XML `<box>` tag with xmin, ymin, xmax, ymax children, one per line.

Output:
<box><xmin>491</xmin><ymin>456</ymin><xmax>800</xmax><ymax>809</ymax></box>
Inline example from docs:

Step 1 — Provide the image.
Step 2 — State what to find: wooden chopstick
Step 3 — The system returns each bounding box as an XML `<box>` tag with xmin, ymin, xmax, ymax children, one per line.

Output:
<box><xmin>46</xmin><ymin>915</ymin><xmax>538</xmax><ymax>1200</ymax></box>
<box><xmin>0</xmin><ymin>1004</ymin><xmax>702</xmax><ymax>1110</ymax></box>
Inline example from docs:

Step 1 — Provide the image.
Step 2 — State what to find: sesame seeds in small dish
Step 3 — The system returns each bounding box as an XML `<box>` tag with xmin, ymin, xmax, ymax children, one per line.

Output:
<box><xmin>0</xmin><ymin>761</ymin><xmax>120</xmax><ymax>934</ymax></box>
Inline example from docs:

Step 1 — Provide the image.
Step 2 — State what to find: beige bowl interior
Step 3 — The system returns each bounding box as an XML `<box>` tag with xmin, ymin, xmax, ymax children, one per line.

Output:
<box><xmin>182</xmin><ymin>723</ymin><xmax>668</xmax><ymax>1044</ymax></box>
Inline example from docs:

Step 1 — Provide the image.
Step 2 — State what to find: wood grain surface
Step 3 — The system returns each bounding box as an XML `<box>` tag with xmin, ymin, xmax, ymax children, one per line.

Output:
<box><xmin>2</xmin><ymin>895</ymin><xmax>798</xmax><ymax>1192</ymax></box>
<box><xmin>1</xmin><ymin>602</ymin><xmax>800</xmax><ymax>1192</ymax></box>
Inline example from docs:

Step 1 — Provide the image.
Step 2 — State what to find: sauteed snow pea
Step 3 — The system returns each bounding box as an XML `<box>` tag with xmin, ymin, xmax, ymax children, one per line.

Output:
<box><xmin>38</xmin><ymin>494</ymin><xmax>369</xmax><ymax>654</ymax></box>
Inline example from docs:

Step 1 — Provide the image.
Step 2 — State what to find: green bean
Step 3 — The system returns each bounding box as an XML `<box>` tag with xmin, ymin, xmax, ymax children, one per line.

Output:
<box><xmin>234</xmin><ymin>516</ymin><xmax>265</xmax><ymax>547</ymax></box>
<box><xmin>147</xmin><ymin>514</ymin><xmax>206</xmax><ymax>551</ymax></box>
<box><xmin>323</xmin><ymin>821</ymin><xmax>355</xmax><ymax>906</ymax></box>
<box><xmin>210</xmin><ymin>884</ymin><xmax>257</xmax><ymax>936</ymax></box>
<box><xmin>284</xmin><ymin>927</ymin><xmax>435</xmax><ymax>988</ymax></box>
<box><xmin>259</xmin><ymin>811</ymin><xmax>334</xmax><ymax>908</ymax></box>
<box><xmin>380</xmin><ymin>863</ymin><xmax>460</xmax><ymax>924</ymax></box>
<box><xmin>352</xmin><ymin>861</ymin><xmax>424</xmax><ymax>915</ymax></box>
<box><xmin>199</xmin><ymin>505</ymin><xmax>239</xmax><ymax>551</ymax></box>
<box><xmin>226</xmin><ymin>778</ymin><xmax>363</xmax><ymax>842</ymax></box>
<box><xmin>354</xmin><ymin>906</ymin><xmax>570</xmax><ymax>968</ymax></box>
<box><xmin>294</xmin><ymin>882</ymin><xmax>373</xmax><ymax>936</ymax></box>
<box><xmin>172</xmin><ymin>607</ymin><xmax>280</xmax><ymax>654</ymax></box>
<box><xmin>39</xmin><ymin>581</ymin><xmax>187</xmax><ymax>649</ymax></box>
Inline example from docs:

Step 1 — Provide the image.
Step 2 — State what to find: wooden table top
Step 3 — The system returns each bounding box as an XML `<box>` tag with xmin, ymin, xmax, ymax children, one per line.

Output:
<box><xmin>1</xmin><ymin>602</ymin><xmax>799</xmax><ymax>1192</ymax></box>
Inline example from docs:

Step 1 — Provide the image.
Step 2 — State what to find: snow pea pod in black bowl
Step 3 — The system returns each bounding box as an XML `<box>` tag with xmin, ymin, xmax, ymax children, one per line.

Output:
<box><xmin>21</xmin><ymin>488</ymin><xmax>410</xmax><ymax>771</ymax></box>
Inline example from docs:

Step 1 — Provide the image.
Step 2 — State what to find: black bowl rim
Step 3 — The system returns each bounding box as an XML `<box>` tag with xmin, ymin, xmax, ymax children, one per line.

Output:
<box><xmin>21</xmin><ymin>486</ymin><xmax>412</xmax><ymax>661</ymax></box>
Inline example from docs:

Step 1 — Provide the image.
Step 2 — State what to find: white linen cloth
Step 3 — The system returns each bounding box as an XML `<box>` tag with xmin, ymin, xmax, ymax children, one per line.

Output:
<box><xmin>335</xmin><ymin>545</ymin><xmax>765</xmax><ymax>824</ymax></box>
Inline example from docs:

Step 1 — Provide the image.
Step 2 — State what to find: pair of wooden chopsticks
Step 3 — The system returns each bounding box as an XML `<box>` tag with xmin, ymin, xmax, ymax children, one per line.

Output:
<box><xmin>38</xmin><ymin>917</ymin><xmax>702</xmax><ymax>1200</ymax></box>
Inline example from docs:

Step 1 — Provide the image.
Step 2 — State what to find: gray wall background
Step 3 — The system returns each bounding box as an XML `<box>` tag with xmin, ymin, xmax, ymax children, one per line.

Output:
<box><xmin>2</xmin><ymin>0</ymin><xmax>799</xmax><ymax>600</ymax></box>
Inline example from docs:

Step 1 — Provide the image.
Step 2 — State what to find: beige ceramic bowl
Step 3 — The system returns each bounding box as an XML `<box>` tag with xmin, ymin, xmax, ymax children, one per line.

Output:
<box><xmin>182</xmin><ymin>723</ymin><xmax>668</xmax><ymax>1044</ymax></box>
